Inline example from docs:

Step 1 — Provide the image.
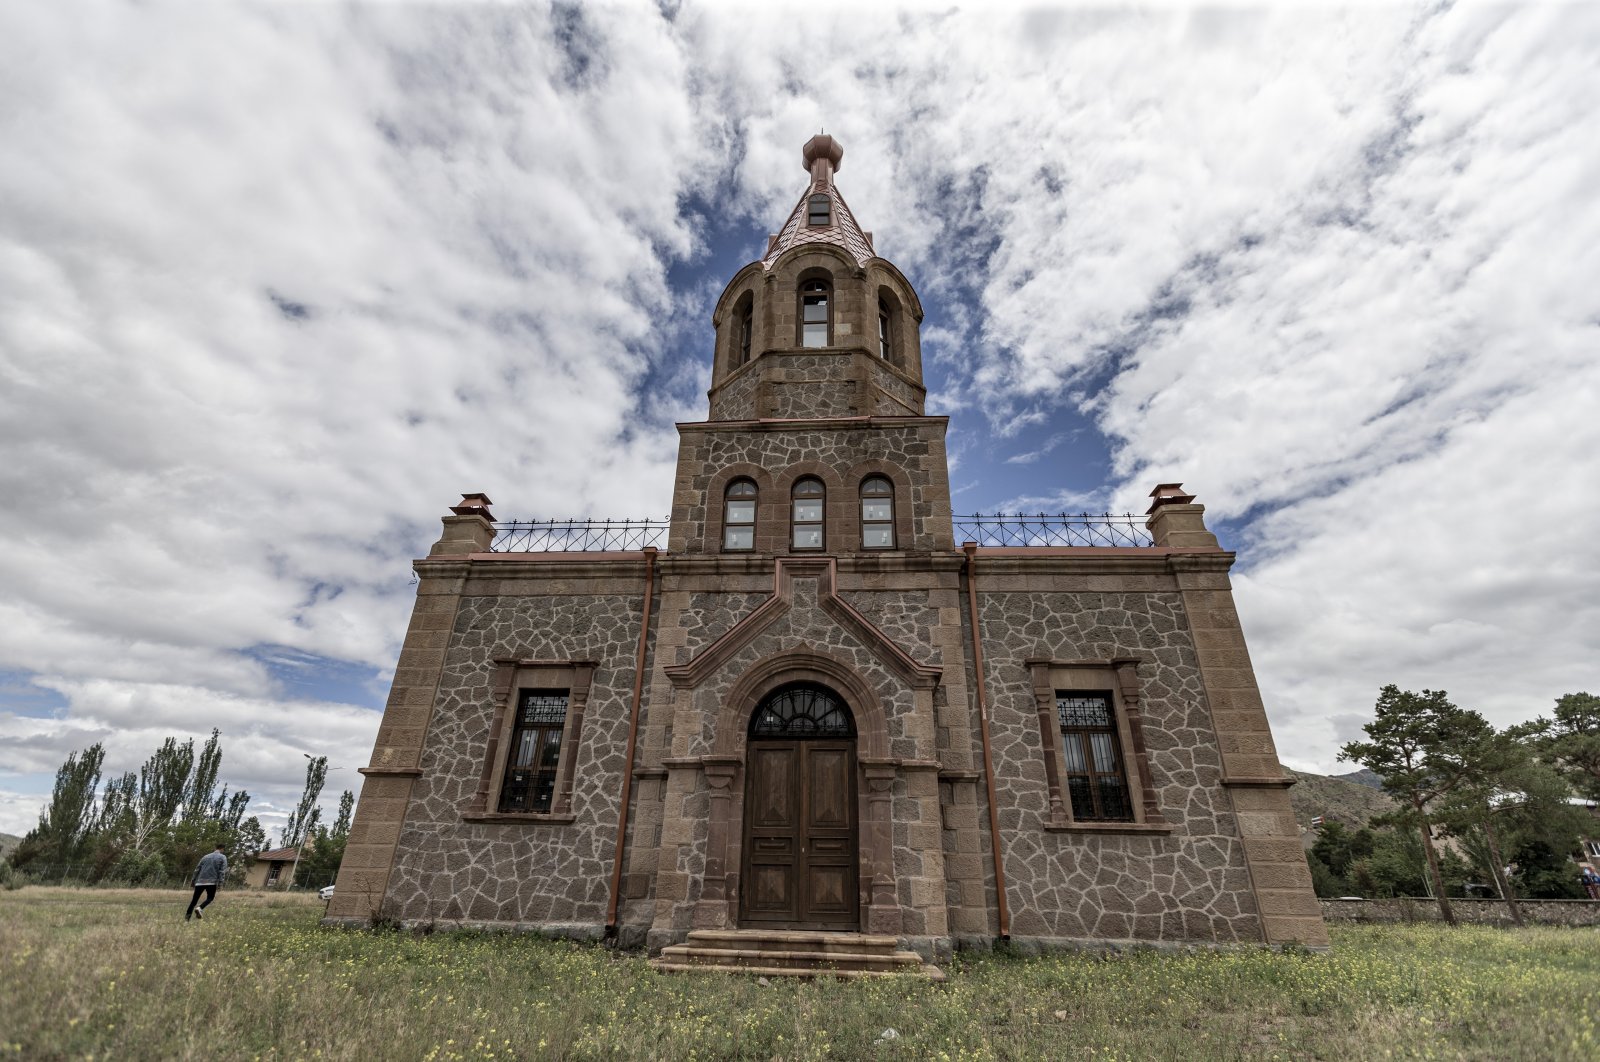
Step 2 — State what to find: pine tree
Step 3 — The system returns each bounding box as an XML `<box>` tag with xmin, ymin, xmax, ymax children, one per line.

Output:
<box><xmin>1340</xmin><ymin>685</ymin><xmax>1500</xmax><ymax>925</ymax></box>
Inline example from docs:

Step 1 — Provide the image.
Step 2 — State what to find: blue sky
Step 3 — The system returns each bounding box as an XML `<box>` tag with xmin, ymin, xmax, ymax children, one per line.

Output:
<box><xmin>1</xmin><ymin>1</ymin><xmax>1597</xmax><ymax>837</ymax></box>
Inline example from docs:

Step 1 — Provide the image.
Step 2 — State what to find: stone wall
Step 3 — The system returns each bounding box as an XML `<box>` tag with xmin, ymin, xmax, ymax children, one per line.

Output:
<box><xmin>1321</xmin><ymin>897</ymin><xmax>1600</xmax><ymax>926</ymax></box>
<box><xmin>971</xmin><ymin>575</ymin><xmax>1269</xmax><ymax>946</ymax></box>
<box><xmin>378</xmin><ymin>573</ymin><xmax>653</xmax><ymax>934</ymax></box>
<box><xmin>669</xmin><ymin>419</ymin><xmax>954</xmax><ymax>556</ymax></box>
<box><xmin>707</xmin><ymin>350</ymin><xmax>927</xmax><ymax>421</ymax></box>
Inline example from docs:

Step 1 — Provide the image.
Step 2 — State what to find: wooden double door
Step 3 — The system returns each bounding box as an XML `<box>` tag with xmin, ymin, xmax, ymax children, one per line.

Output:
<box><xmin>738</xmin><ymin>739</ymin><xmax>859</xmax><ymax>930</ymax></box>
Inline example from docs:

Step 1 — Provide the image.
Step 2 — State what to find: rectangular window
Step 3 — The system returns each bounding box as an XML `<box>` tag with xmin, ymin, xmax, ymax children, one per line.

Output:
<box><xmin>807</xmin><ymin>194</ymin><xmax>831</xmax><ymax>226</ymax></box>
<box><xmin>792</xmin><ymin>500</ymin><xmax>823</xmax><ymax>548</ymax></box>
<box><xmin>498</xmin><ymin>690</ymin><xmax>569</xmax><ymax>814</ymax></box>
<box><xmin>1057</xmin><ymin>692</ymin><xmax>1133</xmax><ymax>822</ymax></box>
<box><xmin>724</xmin><ymin>499</ymin><xmax>755</xmax><ymax>550</ymax></box>
<box><xmin>802</xmin><ymin>295</ymin><xmax>828</xmax><ymax>347</ymax></box>
<box><xmin>267</xmin><ymin>864</ymin><xmax>280</xmax><ymax>884</ymax></box>
<box><xmin>861</xmin><ymin>499</ymin><xmax>893</xmax><ymax>547</ymax></box>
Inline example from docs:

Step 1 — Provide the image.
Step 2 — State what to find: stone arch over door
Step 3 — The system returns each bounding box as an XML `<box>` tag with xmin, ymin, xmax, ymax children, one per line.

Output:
<box><xmin>714</xmin><ymin>650</ymin><xmax>889</xmax><ymax>759</ymax></box>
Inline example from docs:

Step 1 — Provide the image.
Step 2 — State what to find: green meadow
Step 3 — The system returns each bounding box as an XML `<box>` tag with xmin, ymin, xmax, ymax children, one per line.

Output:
<box><xmin>2</xmin><ymin>887</ymin><xmax>1595</xmax><ymax>1060</ymax></box>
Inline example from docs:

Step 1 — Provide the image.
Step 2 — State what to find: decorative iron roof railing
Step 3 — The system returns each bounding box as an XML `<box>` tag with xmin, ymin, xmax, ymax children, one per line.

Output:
<box><xmin>487</xmin><ymin>513</ymin><xmax>1154</xmax><ymax>552</ymax></box>
<box><xmin>491</xmin><ymin>518</ymin><xmax>669</xmax><ymax>553</ymax></box>
<box><xmin>952</xmin><ymin>513</ymin><xmax>1154</xmax><ymax>548</ymax></box>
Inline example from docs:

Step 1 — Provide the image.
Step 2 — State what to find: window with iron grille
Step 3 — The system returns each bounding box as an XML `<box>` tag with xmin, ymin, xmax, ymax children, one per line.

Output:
<box><xmin>1057</xmin><ymin>692</ymin><xmax>1133</xmax><ymax>822</ymax></box>
<box><xmin>750</xmin><ymin>683</ymin><xmax>855</xmax><ymax>738</ymax></box>
<box><xmin>498</xmin><ymin>690</ymin><xmax>569</xmax><ymax>814</ymax></box>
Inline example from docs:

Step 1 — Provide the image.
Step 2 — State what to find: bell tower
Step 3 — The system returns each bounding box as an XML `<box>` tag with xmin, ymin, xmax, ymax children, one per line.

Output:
<box><xmin>707</xmin><ymin>134</ymin><xmax>928</xmax><ymax>421</ymax></box>
<box><xmin>669</xmin><ymin>135</ymin><xmax>953</xmax><ymax>558</ymax></box>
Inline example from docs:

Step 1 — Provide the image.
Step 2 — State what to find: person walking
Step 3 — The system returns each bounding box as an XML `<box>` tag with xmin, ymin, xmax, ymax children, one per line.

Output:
<box><xmin>185</xmin><ymin>843</ymin><xmax>229</xmax><ymax>921</ymax></box>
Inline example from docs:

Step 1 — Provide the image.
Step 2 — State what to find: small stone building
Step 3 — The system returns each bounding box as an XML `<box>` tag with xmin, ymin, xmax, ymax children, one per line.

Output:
<box><xmin>327</xmin><ymin>136</ymin><xmax>1327</xmax><ymax>957</ymax></box>
<box><xmin>244</xmin><ymin>845</ymin><xmax>298</xmax><ymax>889</ymax></box>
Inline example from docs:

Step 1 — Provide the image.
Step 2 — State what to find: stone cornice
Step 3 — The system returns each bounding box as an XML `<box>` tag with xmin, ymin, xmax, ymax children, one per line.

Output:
<box><xmin>964</xmin><ymin>550</ymin><xmax>1232</xmax><ymax>576</ymax></box>
<box><xmin>677</xmin><ymin>415</ymin><xmax>947</xmax><ymax>434</ymax></box>
<box><xmin>1221</xmin><ymin>775</ymin><xmax>1297</xmax><ymax>789</ymax></box>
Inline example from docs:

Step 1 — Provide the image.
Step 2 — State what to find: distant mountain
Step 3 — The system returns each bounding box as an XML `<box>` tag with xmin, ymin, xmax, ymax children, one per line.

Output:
<box><xmin>0</xmin><ymin>833</ymin><xmax>20</xmax><ymax>860</ymax></box>
<box><xmin>1334</xmin><ymin>768</ymin><xmax>1385</xmax><ymax>791</ymax></box>
<box><xmin>1287</xmin><ymin>770</ymin><xmax>1394</xmax><ymax>832</ymax></box>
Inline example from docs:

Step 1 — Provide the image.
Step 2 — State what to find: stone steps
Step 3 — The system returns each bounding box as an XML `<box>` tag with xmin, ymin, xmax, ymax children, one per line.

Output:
<box><xmin>650</xmin><ymin>929</ymin><xmax>945</xmax><ymax>982</ymax></box>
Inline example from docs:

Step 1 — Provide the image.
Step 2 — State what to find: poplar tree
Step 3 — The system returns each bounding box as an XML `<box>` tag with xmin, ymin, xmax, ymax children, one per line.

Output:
<box><xmin>130</xmin><ymin>737</ymin><xmax>194</xmax><ymax>854</ymax></box>
<box><xmin>11</xmin><ymin>743</ymin><xmax>105</xmax><ymax>868</ymax></box>
<box><xmin>282</xmin><ymin>756</ymin><xmax>328</xmax><ymax>849</ymax></box>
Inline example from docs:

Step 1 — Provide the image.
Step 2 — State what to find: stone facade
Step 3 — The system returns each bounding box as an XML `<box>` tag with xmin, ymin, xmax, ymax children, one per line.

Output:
<box><xmin>327</xmin><ymin>136</ymin><xmax>1327</xmax><ymax>954</ymax></box>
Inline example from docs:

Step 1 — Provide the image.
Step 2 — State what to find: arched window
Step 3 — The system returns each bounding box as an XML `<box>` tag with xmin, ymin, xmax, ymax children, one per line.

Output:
<box><xmin>791</xmin><ymin>476</ymin><xmax>825</xmax><ymax>550</ymax></box>
<box><xmin>799</xmin><ymin>279</ymin><xmax>830</xmax><ymax>348</ymax></box>
<box><xmin>807</xmin><ymin>194</ymin><xmax>831</xmax><ymax>227</ymax></box>
<box><xmin>738</xmin><ymin>302</ymin><xmax>754</xmax><ymax>365</ymax></box>
<box><xmin>860</xmin><ymin>475</ymin><xmax>895</xmax><ymax>549</ymax></box>
<box><xmin>750</xmin><ymin>683</ymin><xmax>855</xmax><ymax>738</ymax></box>
<box><xmin>877</xmin><ymin>298</ymin><xmax>892</xmax><ymax>360</ymax></box>
<box><xmin>723</xmin><ymin>478</ymin><xmax>757</xmax><ymax>551</ymax></box>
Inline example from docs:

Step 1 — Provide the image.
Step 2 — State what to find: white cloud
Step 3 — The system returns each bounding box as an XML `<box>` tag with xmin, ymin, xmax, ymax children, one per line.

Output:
<box><xmin>0</xmin><ymin>1</ymin><xmax>1595</xmax><ymax>833</ymax></box>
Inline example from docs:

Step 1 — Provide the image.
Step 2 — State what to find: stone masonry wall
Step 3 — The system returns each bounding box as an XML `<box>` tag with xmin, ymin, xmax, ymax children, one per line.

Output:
<box><xmin>381</xmin><ymin>584</ymin><xmax>652</xmax><ymax>932</ymax></box>
<box><xmin>973</xmin><ymin>584</ymin><xmax>1266</xmax><ymax>945</ymax></box>
<box><xmin>669</xmin><ymin>420</ymin><xmax>954</xmax><ymax>555</ymax></box>
<box><xmin>708</xmin><ymin>351</ymin><xmax>926</xmax><ymax>422</ymax></box>
<box><xmin>625</xmin><ymin>557</ymin><xmax>972</xmax><ymax>953</ymax></box>
<box><xmin>1322</xmin><ymin>897</ymin><xmax>1600</xmax><ymax>926</ymax></box>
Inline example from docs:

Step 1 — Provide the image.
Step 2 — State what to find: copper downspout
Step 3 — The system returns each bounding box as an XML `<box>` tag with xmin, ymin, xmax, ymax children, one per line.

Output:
<box><xmin>963</xmin><ymin>542</ymin><xmax>1010</xmax><ymax>940</ymax></box>
<box><xmin>606</xmin><ymin>546</ymin><xmax>657</xmax><ymax>937</ymax></box>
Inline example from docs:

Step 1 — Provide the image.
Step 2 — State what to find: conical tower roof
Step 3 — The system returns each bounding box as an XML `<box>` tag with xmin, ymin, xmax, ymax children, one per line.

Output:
<box><xmin>761</xmin><ymin>134</ymin><xmax>875</xmax><ymax>269</ymax></box>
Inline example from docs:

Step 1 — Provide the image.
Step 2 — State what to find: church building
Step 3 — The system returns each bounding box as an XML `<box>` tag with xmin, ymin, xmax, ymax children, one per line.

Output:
<box><xmin>327</xmin><ymin>136</ymin><xmax>1327</xmax><ymax>970</ymax></box>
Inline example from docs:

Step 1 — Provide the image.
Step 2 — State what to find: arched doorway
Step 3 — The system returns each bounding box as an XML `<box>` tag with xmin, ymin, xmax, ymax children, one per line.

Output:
<box><xmin>738</xmin><ymin>683</ymin><xmax>860</xmax><ymax>930</ymax></box>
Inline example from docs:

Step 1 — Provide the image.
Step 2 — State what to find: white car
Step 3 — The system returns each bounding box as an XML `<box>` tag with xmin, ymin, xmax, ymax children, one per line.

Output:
<box><xmin>319</xmin><ymin>885</ymin><xmax>335</xmax><ymax>901</ymax></box>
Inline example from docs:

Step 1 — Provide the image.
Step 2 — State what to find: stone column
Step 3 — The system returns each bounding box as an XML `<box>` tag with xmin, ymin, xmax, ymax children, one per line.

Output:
<box><xmin>862</xmin><ymin>760</ymin><xmax>901</xmax><ymax>934</ymax></box>
<box><xmin>1148</xmin><ymin>484</ymin><xmax>1329</xmax><ymax>949</ymax></box>
<box><xmin>325</xmin><ymin>494</ymin><xmax>491</xmax><ymax>925</ymax></box>
<box><xmin>1111</xmin><ymin>659</ymin><xmax>1164</xmax><ymax>823</ymax></box>
<box><xmin>693</xmin><ymin>756</ymin><xmax>741</xmax><ymax>929</ymax></box>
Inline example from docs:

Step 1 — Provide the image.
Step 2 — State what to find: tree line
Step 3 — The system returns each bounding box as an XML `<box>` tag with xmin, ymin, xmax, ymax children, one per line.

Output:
<box><xmin>3</xmin><ymin>731</ymin><xmax>354</xmax><ymax>891</ymax></box>
<box><xmin>1325</xmin><ymin>687</ymin><xmax>1600</xmax><ymax>924</ymax></box>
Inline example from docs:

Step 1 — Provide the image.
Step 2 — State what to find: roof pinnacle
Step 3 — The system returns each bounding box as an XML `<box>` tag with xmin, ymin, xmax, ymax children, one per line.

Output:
<box><xmin>802</xmin><ymin>133</ymin><xmax>843</xmax><ymax>188</ymax></box>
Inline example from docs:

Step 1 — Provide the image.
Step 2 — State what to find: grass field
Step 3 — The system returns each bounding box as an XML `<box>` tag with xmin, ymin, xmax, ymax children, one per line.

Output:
<box><xmin>2</xmin><ymin>887</ymin><xmax>1596</xmax><ymax>1060</ymax></box>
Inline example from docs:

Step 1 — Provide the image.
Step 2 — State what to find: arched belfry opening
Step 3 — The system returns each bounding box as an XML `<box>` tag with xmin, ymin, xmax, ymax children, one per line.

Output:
<box><xmin>739</xmin><ymin>682</ymin><xmax>860</xmax><ymax>930</ymax></box>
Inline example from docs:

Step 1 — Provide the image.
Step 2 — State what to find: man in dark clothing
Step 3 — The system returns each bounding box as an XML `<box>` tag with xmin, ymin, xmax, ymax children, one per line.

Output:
<box><xmin>186</xmin><ymin>843</ymin><xmax>228</xmax><ymax>921</ymax></box>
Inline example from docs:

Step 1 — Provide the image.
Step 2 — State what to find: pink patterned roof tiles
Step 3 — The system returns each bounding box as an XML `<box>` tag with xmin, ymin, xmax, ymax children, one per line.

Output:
<box><xmin>761</xmin><ymin>135</ymin><xmax>876</xmax><ymax>269</ymax></box>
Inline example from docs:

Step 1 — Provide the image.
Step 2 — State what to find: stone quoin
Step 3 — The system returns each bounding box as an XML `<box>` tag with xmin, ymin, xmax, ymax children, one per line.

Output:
<box><xmin>325</xmin><ymin>135</ymin><xmax>1329</xmax><ymax>960</ymax></box>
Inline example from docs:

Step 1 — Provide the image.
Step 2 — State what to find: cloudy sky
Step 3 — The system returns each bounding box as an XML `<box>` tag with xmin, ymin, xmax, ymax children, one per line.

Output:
<box><xmin>2</xmin><ymin>1</ymin><xmax>1596</xmax><ymax>839</ymax></box>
